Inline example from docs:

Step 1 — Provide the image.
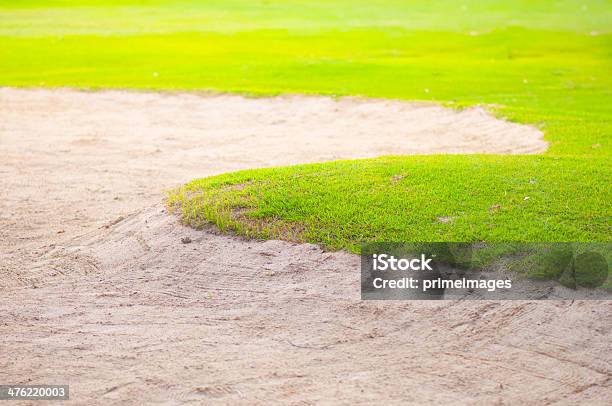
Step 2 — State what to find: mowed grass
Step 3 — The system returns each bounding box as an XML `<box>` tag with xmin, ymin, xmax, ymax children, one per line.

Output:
<box><xmin>2</xmin><ymin>1</ymin><xmax>611</xmax><ymax>244</ymax></box>
<box><xmin>168</xmin><ymin>156</ymin><xmax>610</xmax><ymax>249</ymax></box>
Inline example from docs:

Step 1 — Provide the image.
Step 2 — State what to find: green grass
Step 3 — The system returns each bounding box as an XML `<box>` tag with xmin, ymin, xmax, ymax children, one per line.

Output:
<box><xmin>167</xmin><ymin>155</ymin><xmax>610</xmax><ymax>248</ymax></box>
<box><xmin>2</xmin><ymin>1</ymin><xmax>611</xmax><ymax>245</ymax></box>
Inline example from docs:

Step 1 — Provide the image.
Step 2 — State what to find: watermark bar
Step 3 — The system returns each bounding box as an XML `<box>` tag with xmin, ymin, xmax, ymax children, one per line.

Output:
<box><xmin>361</xmin><ymin>242</ymin><xmax>611</xmax><ymax>300</ymax></box>
<box><xmin>0</xmin><ymin>385</ymin><xmax>69</xmax><ymax>400</ymax></box>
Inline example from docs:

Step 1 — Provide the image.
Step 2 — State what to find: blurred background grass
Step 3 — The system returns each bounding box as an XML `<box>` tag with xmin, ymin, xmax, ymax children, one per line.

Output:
<box><xmin>2</xmin><ymin>1</ymin><xmax>611</xmax><ymax>243</ymax></box>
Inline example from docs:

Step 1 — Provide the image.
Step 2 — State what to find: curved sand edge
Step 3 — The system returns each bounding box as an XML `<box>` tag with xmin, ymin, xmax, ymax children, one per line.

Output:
<box><xmin>4</xmin><ymin>89</ymin><xmax>608</xmax><ymax>404</ymax></box>
<box><xmin>1</xmin><ymin>87</ymin><xmax>547</xmax><ymax>286</ymax></box>
<box><xmin>2</xmin><ymin>205</ymin><xmax>610</xmax><ymax>404</ymax></box>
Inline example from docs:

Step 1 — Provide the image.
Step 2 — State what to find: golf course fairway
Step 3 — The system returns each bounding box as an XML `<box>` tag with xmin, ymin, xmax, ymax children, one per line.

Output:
<box><xmin>2</xmin><ymin>0</ymin><xmax>610</xmax><ymax>240</ymax></box>
<box><xmin>2</xmin><ymin>1</ymin><xmax>612</xmax><ymax>404</ymax></box>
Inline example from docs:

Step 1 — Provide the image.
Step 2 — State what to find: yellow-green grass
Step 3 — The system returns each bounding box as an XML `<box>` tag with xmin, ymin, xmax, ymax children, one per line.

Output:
<box><xmin>168</xmin><ymin>155</ymin><xmax>610</xmax><ymax>246</ymax></box>
<box><xmin>2</xmin><ymin>1</ymin><xmax>611</xmax><ymax>245</ymax></box>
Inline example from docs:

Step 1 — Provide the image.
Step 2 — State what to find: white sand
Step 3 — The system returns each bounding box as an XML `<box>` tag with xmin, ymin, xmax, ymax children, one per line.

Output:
<box><xmin>2</xmin><ymin>88</ymin><xmax>609</xmax><ymax>405</ymax></box>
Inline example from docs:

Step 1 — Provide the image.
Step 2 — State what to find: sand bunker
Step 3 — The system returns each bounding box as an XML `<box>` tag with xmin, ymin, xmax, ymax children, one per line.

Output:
<box><xmin>2</xmin><ymin>88</ymin><xmax>609</xmax><ymax>404</ymax></box>
<box><xmin>0</xmin><ymin>88</ymin><xmax>546</xmax><ymax>285</ymax></box>
<box><xmin>3</xmin><ymin>206</ymin><xmax>610</xmax><ymax>404</ymax></box>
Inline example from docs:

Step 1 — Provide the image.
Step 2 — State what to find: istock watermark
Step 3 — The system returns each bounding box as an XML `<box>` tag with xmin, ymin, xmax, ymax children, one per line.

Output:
<box><xmin>361</xmin><ymin>242</ymin><xmax>611</xmax><ymax>300</ymax></box>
